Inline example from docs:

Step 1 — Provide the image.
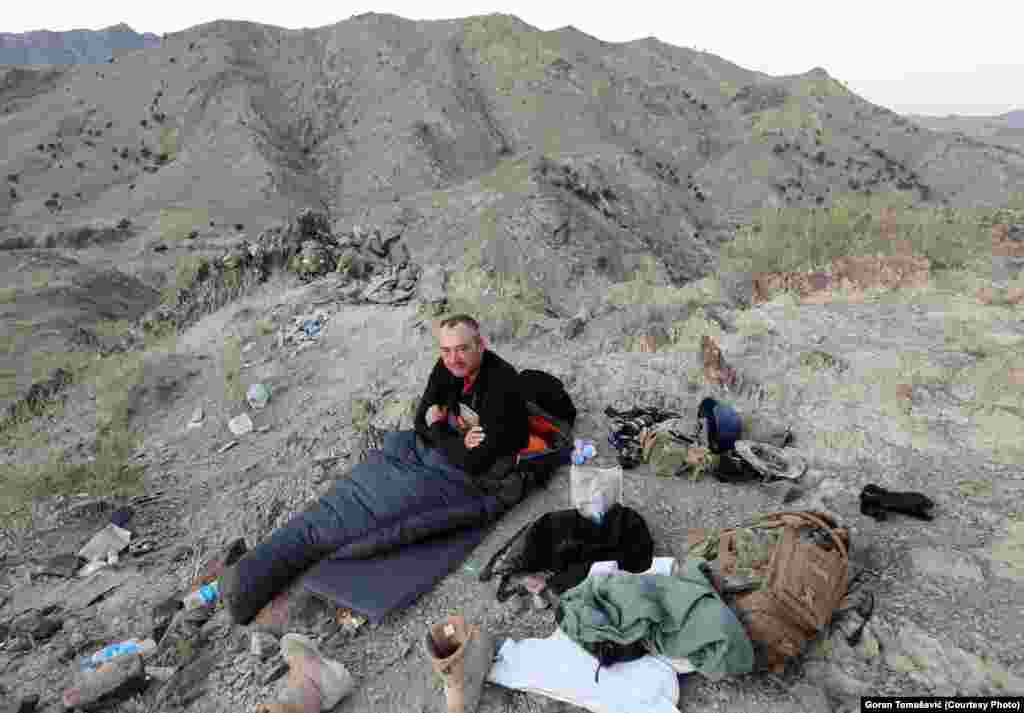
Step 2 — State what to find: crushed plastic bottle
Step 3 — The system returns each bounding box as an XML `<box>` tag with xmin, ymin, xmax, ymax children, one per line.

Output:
<box><xmin>182</xmin><ymin>581</ymin><xmax>220</xmax><ymax>610</ymax></box>
<box><xmin>79</xmin><ymin>638</ymin><xmax>156</xmax><ymax>671</ymax></box>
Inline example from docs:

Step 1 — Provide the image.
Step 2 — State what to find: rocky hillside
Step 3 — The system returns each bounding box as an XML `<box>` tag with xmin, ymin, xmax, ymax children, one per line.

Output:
<box><xmin>3</xmin><ymin>10</ymin><xmax>1023</xmax><ymax>430</ymax></box>
<box><xmin>0</xmin><ymin>23</ymin><xmax>160</xmax><ymax>65</ymax></box>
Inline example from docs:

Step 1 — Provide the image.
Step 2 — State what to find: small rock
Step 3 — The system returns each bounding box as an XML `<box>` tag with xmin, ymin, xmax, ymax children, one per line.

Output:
<box><xmin>189</xmin><ymin>407</ymin><xmax>204</xmax><ymax>424</ymax></box>
<box><xmin>561</xmin><ymin>316</ymin><xmax>585</xmax><ymax>341</ymax></box>
<box><xmin>228</xmin><ymin>414</ymin><xmax>253</xmax><ymax>436</ymax></box>
<box><xmin>17</xmin><ymin>615</ymin><xmax>63</xmax><ymax>641</ymax></box>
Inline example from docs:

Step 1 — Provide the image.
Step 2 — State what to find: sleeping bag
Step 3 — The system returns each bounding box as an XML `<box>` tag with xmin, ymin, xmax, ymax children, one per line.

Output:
<box><xmin>222</xmin><ymin>353</ymin><xmax>575</xmax><ymax>626</ymax></box>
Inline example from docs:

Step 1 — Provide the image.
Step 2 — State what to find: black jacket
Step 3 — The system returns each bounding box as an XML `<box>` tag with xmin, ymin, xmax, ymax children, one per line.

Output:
<box><xmin>413</xmin><ymin>349</ymin><xmax>529</xmax><ymax>476</ymax></box>
<box><xmin>480</xmin><ymin>504</ymin><xmax>655</xmax><ymax>597</ymax></box>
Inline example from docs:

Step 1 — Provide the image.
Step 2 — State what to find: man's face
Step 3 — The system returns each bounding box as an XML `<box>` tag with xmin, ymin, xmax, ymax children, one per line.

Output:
<box><xmin>439</xmin><ymin>324</ymin><xmax>483</xmax><ymax>378</ymax></box>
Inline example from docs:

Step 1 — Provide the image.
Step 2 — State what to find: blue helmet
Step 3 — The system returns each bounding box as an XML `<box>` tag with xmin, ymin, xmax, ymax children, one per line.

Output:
<box><xmin>698</xmin><ymin>397</ymin><xmax>742</xmax><ymax>453</ymax></box>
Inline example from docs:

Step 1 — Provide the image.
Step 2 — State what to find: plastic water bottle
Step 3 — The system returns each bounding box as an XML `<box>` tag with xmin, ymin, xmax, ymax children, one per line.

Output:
<box><xmin>572</xmin><ymin>439</ymin><xmax>597</xmax><ymax>465</ymax></box>
<box><xmin>80</xmin><ymin>638</ymin><xmax>156</xmax><ymax>671</ymax></box>
<box><xmin>581</xmin><ymin>440</ymin><xmax>596</xmax><ymax>460</ymax></box>
<box><xmin>182</xmin><ymin>581</ymin><xmax>220</xmax><ymax>610</ymax></box>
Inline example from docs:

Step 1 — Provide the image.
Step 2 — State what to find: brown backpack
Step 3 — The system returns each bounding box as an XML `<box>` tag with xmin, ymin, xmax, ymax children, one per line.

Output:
<box><xmin>689</xmin><ymin>511</ymin><xmax>850</xmax><ymax>673</ymax></box>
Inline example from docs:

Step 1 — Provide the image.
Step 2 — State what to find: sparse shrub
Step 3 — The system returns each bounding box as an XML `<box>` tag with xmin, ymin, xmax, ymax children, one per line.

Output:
<box><xmin>106</xmin><ymin>121</ymin><xmax>113</xmax><ymax>128</ymax></box>
<box><xmin>6</xmin><ymin>173</ymin><xmax>18</xmax><ymax>183</ymax></box>
<box><xmin>76</xmin><ymin>161</ymin><xmax>86</xmax><ymax>169</ymax></box>
<box><xmin>120</xmin><ymin>149</ymin><xmax>129</xmax><ymax>160</ymax></box>
<box><xmin>157</xmin><ymin>153</ymin><xmax>169</xmax><ymax>163</ymax></box>
<box><xmin>140</xmin><ymin>119</ymin><xmax>148</xmax><ymax>128</ymax></box>
<box><xmin>36</xmin><ymin>144</ymin><xmax>44</xmax><ymax>151</ymax></box>
<box><xmin>8</xmin><ymin>188</ymin><xmax>16</xmax><ymax>200</ymax></box>
<box><xmin>113</xmin><ymin>163</ymin><xmax>119</xmax><ymax>171</ymax></box>
<box><xmin>235</xmin><ymin>223</ymin><xmax>244</xmax><ymax>231</ymax></box>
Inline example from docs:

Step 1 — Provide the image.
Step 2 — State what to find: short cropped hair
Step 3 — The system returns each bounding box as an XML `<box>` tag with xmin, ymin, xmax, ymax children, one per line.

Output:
<box><xmin>438</xmin><ymin>314</ymin><xmax>480</xmax><ymax>336</ymax></box>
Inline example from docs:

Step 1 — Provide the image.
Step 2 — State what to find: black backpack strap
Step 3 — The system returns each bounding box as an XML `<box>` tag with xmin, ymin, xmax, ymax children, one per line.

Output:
<box><xmin>479</xmin><ymin>517</ymin><xmax>536</xmax><ymax>583</ymax></box>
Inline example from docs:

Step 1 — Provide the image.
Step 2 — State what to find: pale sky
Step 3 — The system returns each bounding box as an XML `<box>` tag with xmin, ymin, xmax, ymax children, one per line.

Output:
<box><xmin>5</xmin><ymin>1</ymin><xmax>1023</xmax><ymax>116</ymax></box>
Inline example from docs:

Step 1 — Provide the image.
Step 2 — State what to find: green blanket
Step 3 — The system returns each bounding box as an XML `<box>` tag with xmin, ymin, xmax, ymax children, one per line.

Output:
<box><xmin>557</xmin><ymin>559</ymin><xmax>754</xmax><ymax>677</ymax></box>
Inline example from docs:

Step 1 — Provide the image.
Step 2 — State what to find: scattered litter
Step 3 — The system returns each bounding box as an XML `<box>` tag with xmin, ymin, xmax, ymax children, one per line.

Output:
<box><xmin>189</xmin><ymin>407</ymin><xmax>204</xmax><ymax>424</ymax></box>
<box><xmin>183</xmin><ymin>581</ymin><xmax>220</xmax><ymax>610</ymax></box>
<box><xmin>79</xmin><ymin>560</ymin><xmax>107</xmax><ymax>577</ymax></box>
<box><xmin>733</xmin><ymin>441</ymin><xmax>806</xmax><ymax>481</ymax></box>
<box><xmin>110</xmin><ymin>506</ymin><xmax>134</xmax><ymax>529</ymax></box>
<box><xmin>78</xmin><ymin>523</ymin><xmax>132</xmax><ymax>564</ymax></box>
<box><xmin>228</xmin><ymin>413</ymin><xmax>253</xmax><ymax>436</ymax></box>
<box><xmin>242</xmin><ymin>341</ymin><xmax>255</xmax><ymax>354</ymax></box>
<box><xmin>79</xmin><ymin>638</ymin><xmax>156</xmax><ymax>671</ymax></box>
<box><xmin>128</xmin><ymin>539</ymin><xmax>156</xmax><ymax>556</ymax></box>
<box><xmin>336</xmin><ymin>608</ymin><xmax>367</xmax><ymax>632</ymax></box>
<box><xmin>62</xmin><ymin>650</ymin><xmax>147</xmax><ymax>710</ymax></box>
<box><xmin>218</xmin><ymin>440</ymin><xmax>239</xmax><ymax>454</ymax></box>
<box><xmin>145</xmin><ymin>666</ymin><xmax>177</xmax><ymax>682</ymax></box>
<box><xmin>246</xmin><ymin>383</ymin><xmax>271</xmax><ymax>410</ymax></box>
<box><xmin>255</xmin><ymin>425</ymin><xmax>272</xmax><ymax>433</ymax></box>
<box><xmin>302</xmin><ymin>318</ymin><xmax>322</xmax><ymax>338</ymax></box>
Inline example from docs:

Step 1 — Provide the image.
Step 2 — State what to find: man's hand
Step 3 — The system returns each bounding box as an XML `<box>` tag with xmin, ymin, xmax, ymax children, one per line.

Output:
<box><xmin>426</xmin><ymin>404</ymin><xmax>448</xmax><ymax>426</ymax></box>
<box><xmin>464</xmin><ymin>426</ymin><xmax>486</xmax><ymax>450</ymax></box>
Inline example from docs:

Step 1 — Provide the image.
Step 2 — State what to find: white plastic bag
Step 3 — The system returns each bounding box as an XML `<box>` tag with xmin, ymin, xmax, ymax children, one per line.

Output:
<box><xmin>570</xmin><ymin>464</ymin><xmax>623</xmax><ymax>524</ymax></box>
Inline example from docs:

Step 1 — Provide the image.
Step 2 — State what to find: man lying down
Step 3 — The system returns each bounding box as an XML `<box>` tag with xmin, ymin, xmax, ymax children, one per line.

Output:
<box><xmin>221</xmin><ymin>314</ymin><xmax>531</xmax><ymax>626</ymax></box>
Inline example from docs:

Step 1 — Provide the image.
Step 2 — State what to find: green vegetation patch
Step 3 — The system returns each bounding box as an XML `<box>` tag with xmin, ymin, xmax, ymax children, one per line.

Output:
<box><xmin>222</xmin><ymin>335</ymin><xmax>245</xmax><ymax>404</ymax></box>
<box><xmin>462</xmin><ymin>14</ymin><xmax>563</xmax><ymax>95</ymax></box>
<box><xmin>0</xmin><ymin>350</ymin><xmax>147</xmax><ymax>526</ymax></box>
<box><xmin>990</xmin><ymin>519</ymin><xmax>1024</xmax><ymax>580</ymax></box>
<box><xmin>159</xmin><ymin>206</ymin><xmax>209</xmax><ymax>243</ymax></box>
<box><xmin>752</xmin><ymin>98</ymin><xmax>821</xmax><ymax>140</ymax></box>
<box><xmin>957</xmin><ymin>479</ymin><xmax>994</xmax><ymax>498</ymax></box>
<box><xmin>0</xmin><ymin>287</ymin><xmax>16</xmax><ymax>303</ymax></box>
<box><xmin>796</xmin><ymin>76</ymin><xmax>849</xmax><ymax>99</ymax></box>
<box><xmin>159</xmin><ymin>126</ymin><xmax>179</xmax><ymax>161</ymax></box>
<box><xmin>721</xmin><ymin>191</ymin><xmax>994</xmax><ymax>277</ymax></box>
<box><xmin>480</xmin><ymin>156</ymin><xmax>533</xmax><ymax>195</ymax></box>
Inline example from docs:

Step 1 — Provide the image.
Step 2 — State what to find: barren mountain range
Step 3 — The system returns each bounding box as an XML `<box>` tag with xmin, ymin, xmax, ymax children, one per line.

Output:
<box><xmin>909</xmin><ymin>110</ymin><xmax>1024</xmax><ymax>151</ymax></box>
<box><xmin>0</xmin><ymin>23</ymin><xmax>160</xmax><ymax>65</ymax></box>
<box><xmin>3</xmin><ymin>11</ymin><xmax>1024</xmax><ymax>419</ymax></box>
